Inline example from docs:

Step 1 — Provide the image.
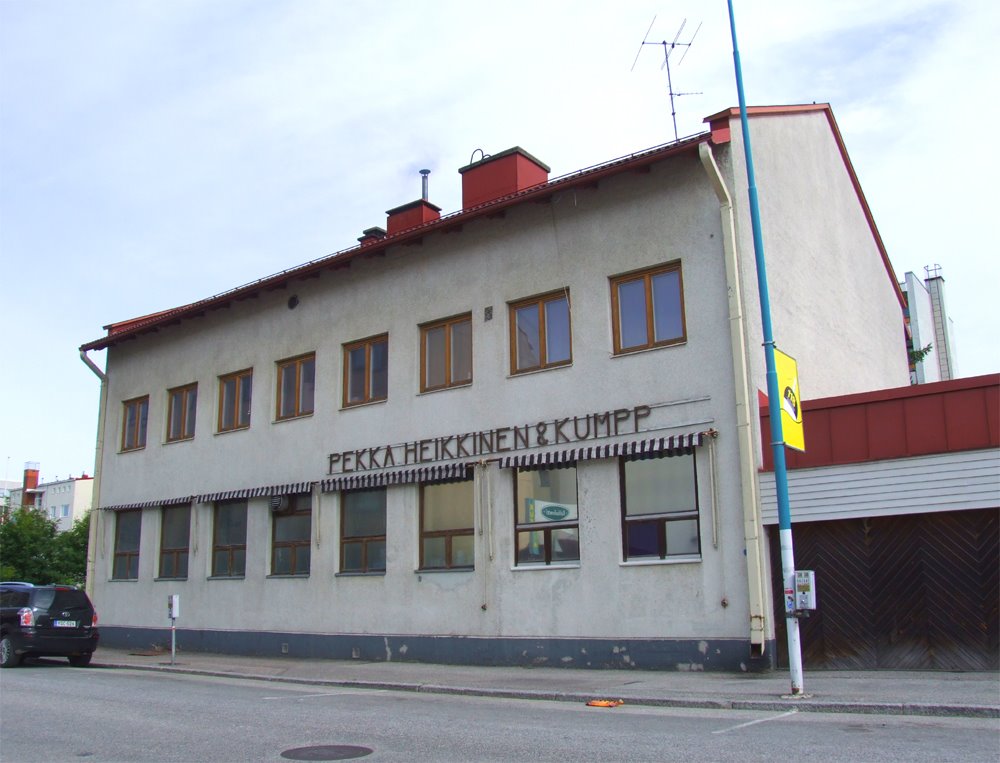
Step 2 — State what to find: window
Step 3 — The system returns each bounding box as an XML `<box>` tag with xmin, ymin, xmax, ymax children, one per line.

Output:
<box><xmin>420</xmin><ymin>479</ymin><xmax>474</xmax><ymax>570</ymax></box>
<box><xmin>159</xmin><ymin>504</ymin><xmax>191</xmax><ymax>579</ymax></box>
<box><xmin>610</xmin><ymin>261</ymin><xmax>686</xmax><ymax>354</ymax></box>
<box><xmin>420</xmin><ymin>314</ymin><xmax>472</xmax><ymax>392</ymax></box>
<box><xmin>514</xmin><ymin>467</ymin><xmax>579</xmax><ymax>566</ymax></box>
<box><xmin>121</xmin><ymin>396</ymin><xmax>149</xmax><ymax>451</ymax></box>
<box><xmin>113</xmin><ymin>510</ymin><xmax>142</xmax><ymax>580</ymax></box>
<box><xmin>343</xmin><ymin>334</ymin><xmax>388</xmax><ymax>407</ymax></box>
<box><xmin>218</xmin><ymin>369</ymin><xmax>252</xmax><ymax>432</ymax></box>
<box><xmin>276</xmin><ymin>353</ymin><xmax>315</xmax><ymax>420</ymax></box>
<box><xmin>620</xmin><ymin>453</ymin><xmax>700</xmax><ymax>561</ymax></box>
<box><xmin>340</xmin><ymin>489</ymin><xmax>386</xmax><ymax>573</ymax></box>
<box><xmin>212</xmin><ymin>499</ymin><xmax>247</xmax><ymax>577</ymax></box>
<box><xmin>166</xmin><ymin>383</ymin><xmax>197</xmax><ymax>442</ymax></box>
<box><xmin>271</xmin><ymin>493</ymin><xmax>311</xmax><ymax>575</ymax></box>
<box><xmin>61</xmin><ymin>505</ymin><xmax>70</xmax><ymax>518</ymax></box>
<box><xmin>509</xmin><ymin>291</ymin><xmax>572</xmax><ymax>374</ymax></box>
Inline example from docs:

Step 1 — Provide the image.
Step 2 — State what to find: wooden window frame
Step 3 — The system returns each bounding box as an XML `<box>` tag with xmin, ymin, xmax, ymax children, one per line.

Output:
<box><xmin>158</xmin><ymin>504</ymin><xmax>191</xmax><ymax>579</ymax></box>
<box><xmin>619</xmin><ymin>453</ymin><xmax>700</xmax><ymax>561</ymax></box>
<box><xmin>419</xmin><ymin>313</ymin><xmax>472</xmax><ymax>393</ymax></box>
<box><xmin>218</xmin><ymin>369</ymin><xmax>252</xmax><ymax>432</ymax></box>
<box><xmin>342</xmin><ymin>334</ymin><xmax>388</xmax><ymax>408</ymax></box>
<box><xmin>271</xmin><ymin>493</ymin><xmax>311</xmax><ymax>576</ymax></box>
<box><xmin>276</xmin><ymin>353</ymin><xmax>316</xmax><ymax>421</ymax></box>
<box><xmin>419</xmin><ymin>479</ymin><xmax>475</xmax><ymax>570</ymax></box>
<box><xmin>508</xmin><ymin>290</ymin><xmax>572</xmax><ymax>375</ymax></box>
<box><xmin>166</xmin><ymin>383</ymin><xmax>198</xmax><ymax>442</ymax></box>
<box><xmin>340</xmin><ymin>488</ymin><xmax>387</xmax><ymax>574</ymax></box>
<box><xmin>212</xmin><ymin>500</ymin><xmax>247</xmax><ymax>578</ymax></box>
<box><xmin>513</xmin><ymin>466</ymin><xmax>580</xmax><ymax>566</ymax></box>
<box><xmin>121</xmin><ymin>396</ymin><xmax>149</xmax><ymax>452</ymax></box>
<box><xmin>112</xmin><ymin>510</ymin><xmax>141</xmax><ymax>580</ymax></box>
<box><xmin>610</xmin><ymin>261</ymin><xmax>686</xmax><ymax>355</ymax></box>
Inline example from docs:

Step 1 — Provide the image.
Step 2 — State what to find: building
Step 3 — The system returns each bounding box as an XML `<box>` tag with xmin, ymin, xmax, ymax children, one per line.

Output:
<box><xmin>7</xmin><ymin>466</ymin><xmax>94</xmax><ymax>532</ymax></box>
<box><xmin>902</xmin><ymin>265</ymin><xmax>959</xmax><ymax>384</ymax></box>
<box><xmin>759</xmin><ymin>374</ymin><xmax>999</xmax><ymax>670</ymax></box>
<box><xmin>79</xmin><ymin>103</ymin><xmax>910</xmax><ymax>670</ymax></box>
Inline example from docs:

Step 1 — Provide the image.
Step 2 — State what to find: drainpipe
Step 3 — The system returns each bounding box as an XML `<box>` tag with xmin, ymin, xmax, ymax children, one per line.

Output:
<box><xmin>80</xmin><ymin>350</ymin><xmax>108</xmax><ymax>598</ymax></box>
<box><xmin>698</xmin><ymin>142</ymin><xmax>770</xmax><ymax>658</ymax></box>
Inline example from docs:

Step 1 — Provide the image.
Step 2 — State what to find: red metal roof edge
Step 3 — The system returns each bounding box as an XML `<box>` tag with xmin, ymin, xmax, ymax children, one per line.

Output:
<box><xmin>80</xmin><ymin>131</ymin><xmax>711</xmax><ymax>352</ymax></box>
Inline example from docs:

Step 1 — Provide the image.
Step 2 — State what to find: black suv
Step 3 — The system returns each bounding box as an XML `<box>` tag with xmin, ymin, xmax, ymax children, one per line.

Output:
<box><xmin>0</xmin><ymin>582</ymin><xmax>100</xmax><ymax>667</ymax></box>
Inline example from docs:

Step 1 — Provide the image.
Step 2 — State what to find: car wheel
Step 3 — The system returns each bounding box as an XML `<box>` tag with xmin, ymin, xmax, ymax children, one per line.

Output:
<box><xmin>0</xmin><ymin>636</ymin><xmax>21</xmax><ymax>668</ymax></box>
<box><xmin>68</xmin><ymin>652</ymin><xmax>92</xmax><ymax>667</ymax></box>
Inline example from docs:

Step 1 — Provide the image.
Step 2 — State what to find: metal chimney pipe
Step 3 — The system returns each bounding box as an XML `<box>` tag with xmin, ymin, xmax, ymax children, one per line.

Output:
<box><xmin>419</xmin><ymin>169</ymin><xmax>430</xmax><ymax>201</ymax></box>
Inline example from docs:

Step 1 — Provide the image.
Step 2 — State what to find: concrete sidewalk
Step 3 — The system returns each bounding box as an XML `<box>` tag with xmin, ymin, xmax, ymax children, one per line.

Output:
<box><xmin>91</xmin><ymin>647</ymin><xmax>999</xmax><ymax>719</ymax></box>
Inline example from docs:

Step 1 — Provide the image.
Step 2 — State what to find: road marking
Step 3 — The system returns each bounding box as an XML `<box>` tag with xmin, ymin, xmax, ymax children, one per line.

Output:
<box><xmin>712</xmin><ymin>709</ymin><xmax>799</xmax><ymax>734</ymax></box>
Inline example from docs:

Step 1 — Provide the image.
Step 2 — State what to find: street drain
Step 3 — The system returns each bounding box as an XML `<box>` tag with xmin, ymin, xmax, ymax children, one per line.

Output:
<box><xmin>280</xmin><ymin>745</ymin><xmax>373</xmax><ymax>761</ymax></box>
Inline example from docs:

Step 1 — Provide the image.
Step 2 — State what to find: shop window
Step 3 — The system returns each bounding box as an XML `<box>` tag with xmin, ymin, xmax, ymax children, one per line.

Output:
<box><xmin>159</xmin><ymin>504</ymin><xmax>191</xmax><ymax>579</ymax></box>
<box><xmin>271</xmin><ymin>493</ymin><xmax>311</xmax><ymax>575</ymax></box>
<box><xmin>420</xmin><ymin>314</ymin><xmax>472</xmax><ymax>392</ymax></box>
<box><xmin>509</xmin><ymin>290</ymin><xmax>572</xmax><ymax>374</ymax></box>
<box><xmin>212</xmin><ymin>499</ymin><xmax>247</xmax><ymax>577</ymax></box>
<box><xmin>610</xmin><ymin>261</ymin><xmax>686</xmax><ymax>354</ymax></box>
<box><xmin>218</xmin><ymin>369</ymin><xmax>252</xmax><ymax>432</ymax></box>
<box><xmin>276</xmin><ymin>353</ymin><xmax>315</xmax><ymax>420</ymax></box>
<box><xmin>166</xmin><ymin>383</ymin><xmax>197</xmax><ymax>442</ymax></box>
<box><xmin>343</xmin><ymin>334</ymin><xmax>388</xmax><ymax>407</ymax></box>
<box><xmin>420</xmin><ymin>479</ymin><xmax>474</xmax><ymax>570</ymax></box>
<box><xmin>620</xmin><ymin>452</ymin><xmax>700</xmax><ymax>561</ymax></box>
<box><xmin>514</xmin><ymin>466</ymin><xmax>579</xmax><ymax>566</ymax></box>
<box><xmin>121</xmin><ymin>396</ymin><xmax>149</xmax><ymax>451</ymax></box>
<box><xmin>113</xmin><ymin>510</ymin><xmax>142</xmax><ymax>580</ymax></box>
<box><xmin>341</xmin><ymin>488</ymin><xmax>386</xmax><ymax>573</ymax></box>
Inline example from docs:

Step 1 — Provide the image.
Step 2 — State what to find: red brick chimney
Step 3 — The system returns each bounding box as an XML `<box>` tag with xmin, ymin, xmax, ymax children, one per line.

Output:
<box><xmin>459</xmin><ymin>147</ymin><xmax>550</xmax><ymax>210</ymax></box>
<box><xmin>385</xmin><ymin>200</ymin><xmax>441</xmax><ymax>236</ymax></box>
<box><xmin>22</xmin><ymin>463</ymin><xmax>39</xmax><ymax>507</ymax></box>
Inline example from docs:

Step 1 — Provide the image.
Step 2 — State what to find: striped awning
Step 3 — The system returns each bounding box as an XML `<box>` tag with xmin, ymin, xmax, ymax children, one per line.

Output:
<box><xmin>197</xmin><ymin>481</ymin><xmax>314</xmax><ymax>503</ymax></box>
<box><xmin>101</xmin><ymin>495</ymin><xmax>193</xmax><ymax>512</ymax></box>
<box><xmin>322</xmin><ymin>462</ymin><xmax>472</xmax><ymax>492</ymax></box>
<box><xmin>498</xmin><ymin>431</ymin><xmax>704</xmax><ymax>470</ymax></box>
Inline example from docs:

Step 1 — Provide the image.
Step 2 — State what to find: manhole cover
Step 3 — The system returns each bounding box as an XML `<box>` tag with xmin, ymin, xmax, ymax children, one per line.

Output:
<box><xmin>280</xmin><ymin>745</ymin><xmax>373</xmax><ymax>761</ymax></box>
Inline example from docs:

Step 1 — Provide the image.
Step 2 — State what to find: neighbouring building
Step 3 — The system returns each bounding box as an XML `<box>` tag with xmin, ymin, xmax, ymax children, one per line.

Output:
<box><xmin>759</xmin><ymin>374</ymin><xmax>999</xmax><ymax>670</ymax></box>
<box><xmin>7</xmin><ymin>466</ymin><xmax>94</xmax><ymax>532</ymax></box>
<box><xmin>79</xmin><ymin>103</ymin><xmax>911</xmax><ymax>670</ymax></box>
<box><xmin>902</xmin><ymin>265</ymin><xmax>959</xmax><ymax>384</ymax></box>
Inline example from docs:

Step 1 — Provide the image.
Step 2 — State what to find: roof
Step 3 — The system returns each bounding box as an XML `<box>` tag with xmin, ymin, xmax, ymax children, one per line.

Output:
<box><xmin>81</xmin><ymin>103</ymin><xmax>902</xmax><ymax>352</ymax></box>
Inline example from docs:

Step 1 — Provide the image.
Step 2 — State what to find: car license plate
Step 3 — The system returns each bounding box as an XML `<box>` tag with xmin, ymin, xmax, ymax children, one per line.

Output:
<box><xmin>53</xmin><ymin>620</ymin><xmax>77</xmax><ymax>628</ymax></box>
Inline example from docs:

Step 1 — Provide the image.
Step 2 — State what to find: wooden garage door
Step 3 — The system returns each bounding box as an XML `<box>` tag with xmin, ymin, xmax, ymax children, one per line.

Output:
<box><xmin>769</xmin><ymin>509</ymin><xmax>999</xmax><ymax>670</ymax></box>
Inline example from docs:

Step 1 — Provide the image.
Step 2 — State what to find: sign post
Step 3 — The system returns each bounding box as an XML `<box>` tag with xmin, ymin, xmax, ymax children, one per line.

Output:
<box><xmin>167</xmin><ymin>595</ymin><xmax>179</xmax><ymax>665</ymax></box>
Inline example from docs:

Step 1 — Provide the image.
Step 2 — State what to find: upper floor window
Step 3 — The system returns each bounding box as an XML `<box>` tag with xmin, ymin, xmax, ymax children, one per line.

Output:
<box><xmin>271</xmin><ymin>493</ymin><xmax>311</xmax><ymax>576</ymax></box>
<box><xmin>113</xmin><ymin>510</ymin><xmax>142</xmax><ymax>580</ymax></box>
<box><xmin>159</xmin><ymin>504</ymin><xmax>191</xmax><ymax>579</ymax></box>
<box><xmin>341</xmin><ymin>488</ymin><xmax>386</xmax><ymax>573</ymax></box>
<box><xmin>420</xmin><ymin>479</ymin><xmax>474</xmax><ymax>570</ymax></box>
<box><xmin>121</xmin><ymin>396</ymin><xmax>149</xmax><ymax>452</ymax></box>
<box><xmin>509</xmin><ymin>290</ymin><xmax>572</xmax><ymax>374</ymax></box>
<box><xmin>610</xmin><ymin>261</ymin><xmax>686</xmax><ymax>355</ymax></box>
<box><xmin>218</xmin><ymin>369</ymin><xmax>252</xmax><ymax>432</ymax></box>
<box><xmin>514</xmin><ymin>466</ymin><xmax>579</xmax><ymax>566</ymax></box>
<box><xmin>620</xmin><ymin>452</ymin><xmax>700</xmax><ymax>561</ymax></box>
<box><xmin>166</xmin><ymin>383</ymin><xmax>197</xmax><ymax>442</ymax></box>
<box><xmin>343</xmin><ymin>334</ymin><xmax>388</xmax><ymax>407</ymax></box>
<box><xmin>212</xmin><ymin>499</ymin><xmax>247</xmax><ymax>577</ymax></box>
<box><xmin>420</xmin><ymin>314</ymin><xmax>472</xmax><ymax>392</ymax></box>
<box><xmin>276</xmin><ymin>353</ymin><xmax>315</xmax><ymax>420</ymax></box>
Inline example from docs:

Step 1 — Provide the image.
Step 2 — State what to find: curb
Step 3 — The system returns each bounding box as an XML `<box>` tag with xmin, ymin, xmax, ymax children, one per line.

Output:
<box><xmin>93</xmin><ymin>661</ymin><xmax>1000</xmax><ymax>719</ymax></box>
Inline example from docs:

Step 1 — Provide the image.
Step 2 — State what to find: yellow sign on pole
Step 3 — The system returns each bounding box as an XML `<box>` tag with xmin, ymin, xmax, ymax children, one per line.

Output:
<box><xmin>774</xmin><ymin>348</ymin><xmax>805</xmax><ymax>452</ymax></box>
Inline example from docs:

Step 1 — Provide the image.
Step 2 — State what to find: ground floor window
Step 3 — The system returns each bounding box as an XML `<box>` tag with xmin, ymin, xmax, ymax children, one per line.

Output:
<box><xmin>271</xmin><ymin>493</ymin><xmax>311</xmax><ymax>575</ymax></box>
<box><xmin>620</xmin><ymin>452</ymin><xmax>700</xmax><ymax>560</ymax></box>
<box><xmin>420</xmin><ymin>479</ymin><xmax>474</xmax><ymax>570</ymax></box>
<box><xmin>213</xmin><ymin>499</ymin><xmax>247</xmax><ymax>577</ymax></box>
<box><xmin>341</xmin><ymin>488</ymin><xmax>386</xmax><ymax>573</ymax></box>
<box><xmin>514</xmin><ymin>466</ymin><xmax>579</xmax><ymax>565</ymax></box>
<box><xmin>113</xmin><ymin>510</ymin><xmax>142</xmax><ymax>579</ymax></box>
<box><xmin>159</xmin><ymin>504</ymin><xmax>191</xmax><ymax>579</ymax></box>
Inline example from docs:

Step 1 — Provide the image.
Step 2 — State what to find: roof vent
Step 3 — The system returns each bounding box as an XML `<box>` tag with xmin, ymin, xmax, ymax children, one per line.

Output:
<box><xmin>458</xmin><ymin>147</ymin><xmax>550</xmax><ymax>210</ymax></box>
<box><xmin>358</xmin><ymin>226</ymin><xmax>387</xmax><ymax>246</ymax></box>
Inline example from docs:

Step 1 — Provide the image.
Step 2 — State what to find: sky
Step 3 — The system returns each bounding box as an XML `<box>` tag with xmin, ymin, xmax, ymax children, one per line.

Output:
<box><xmin>2</xmin><ymin>0</ymin><xmax>998</xmax><ymax>485</ymax></box>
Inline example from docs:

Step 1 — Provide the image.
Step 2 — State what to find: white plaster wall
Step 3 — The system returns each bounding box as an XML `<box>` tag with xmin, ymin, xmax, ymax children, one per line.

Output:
<box><xmin>91</xmin><ymin>151</ymin><xmax>755</xmax><ymax>642</ymax></box>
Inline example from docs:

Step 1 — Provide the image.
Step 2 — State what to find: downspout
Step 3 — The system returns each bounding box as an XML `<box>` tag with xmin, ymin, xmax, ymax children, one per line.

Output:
<box><xmin>698</xmin><ymin>142</ymin><xmax>770</xmax><ymax>657</ymax></box>
<box><xmin>80</xmin><ymin>350</ymin><xmax>108</xmax><ymax>599</ymax></box>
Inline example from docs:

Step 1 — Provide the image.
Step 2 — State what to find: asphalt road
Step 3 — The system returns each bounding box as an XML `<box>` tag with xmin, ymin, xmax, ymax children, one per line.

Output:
<box><xmin>1</xmin><ymin>661</ymin><xmax>997</xmax><ymax>762</ymax></box>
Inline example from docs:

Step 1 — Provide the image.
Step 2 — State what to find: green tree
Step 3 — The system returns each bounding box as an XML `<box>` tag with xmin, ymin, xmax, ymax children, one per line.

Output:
<box><xmin>53</xmin><ymin>512</ymin><xmax>91</xmax><ymax>587</ymax></box>
<box><xmin>0</xmin><ymin>508</ymin><xmax>90</xmax><ymax>585</ymax></box>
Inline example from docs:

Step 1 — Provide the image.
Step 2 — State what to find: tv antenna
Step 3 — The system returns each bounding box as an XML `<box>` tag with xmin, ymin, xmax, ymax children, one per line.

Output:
<box><xmin>631</xmin><ymin>16</ymin><xmax>703</xmax><ymax>142</ymax></box>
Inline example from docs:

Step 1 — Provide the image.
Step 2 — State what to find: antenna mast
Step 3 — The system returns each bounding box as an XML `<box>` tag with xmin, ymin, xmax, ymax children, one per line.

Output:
<box><xmin>631</xmin><ymin>17</ymin><xmax>703</xmax><ymax>141</ymax></box>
